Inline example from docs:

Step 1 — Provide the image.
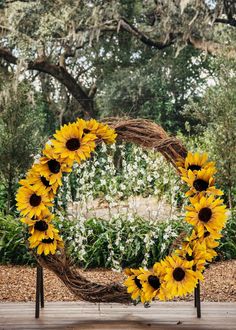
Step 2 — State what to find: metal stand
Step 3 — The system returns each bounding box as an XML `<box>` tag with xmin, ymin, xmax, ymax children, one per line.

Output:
<box><xmin>35</xmin><ymin>265</ymin><xmax>44</xmax><ymax>318</ymax></box>
<box><xmin>194</xmin><ymin>282</ymin><xmax>201</xmax><ymax>318</ymax></box>
<box><xmin>34</xmin><ymin>264</ymin><xmax>201</xmax><ymax>319</ymax></box>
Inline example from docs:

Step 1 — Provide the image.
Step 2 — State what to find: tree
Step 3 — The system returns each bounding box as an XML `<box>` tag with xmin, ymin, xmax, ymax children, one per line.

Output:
<box><xmin>98</xmin><ymin>46</ymin><xmax>212</xmax><ymax>133</ymax></box>
<box><xmin>0</xmin><ymin>0</ymin><xmax>235</xmax><ymax>118</ymax></box>
<box><xmin>0</xmin><ymin>82</ymin><xmax>47</xmax><ymax>212</ymax></box>
<box><xmin>183</xmin><ymin>59</ymin><xmax>236</xmax><ymax>207</ymax></box>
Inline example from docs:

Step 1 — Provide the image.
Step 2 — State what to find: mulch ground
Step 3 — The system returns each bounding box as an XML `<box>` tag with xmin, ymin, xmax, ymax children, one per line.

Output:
<box><xmin>0</xmin><ymin>260</ymin><xmax>236</xmax><ymax>302</ymax></box>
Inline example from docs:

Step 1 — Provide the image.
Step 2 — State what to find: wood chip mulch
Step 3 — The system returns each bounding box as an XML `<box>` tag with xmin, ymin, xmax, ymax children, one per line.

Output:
<box><xmin>0</xmin><ymin>260</ymin><xmax>236</xmax><ymax>302</ymax></box>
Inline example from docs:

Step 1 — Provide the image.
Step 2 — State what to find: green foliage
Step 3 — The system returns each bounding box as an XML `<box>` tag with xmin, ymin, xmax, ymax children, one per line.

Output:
<box><xmin>0</xmin><ymin>183</ymin><xmax>7</xmax><ymax>211</ymax></box>
<box><xmin>0</xmin><ymin>82</ymin><xmax>48</xmax><ymax>212</ymax></box>
<box><xmin>183</xmin><ymin>60</ymin><xmax>236</xmax><ymax>207</ymax></box>
<box><xmin>1</xmin><ymin>210</ymin><xmax>235</xmax><ymax>268</ymax></box>
<box><xmin>0</xmin><ymin>212</ymin><xmax>35</xmax><ymax>265</ymax></box>
<box><xmin>57</xmin><ymin>143</ymin><xmax>184</xmax><ymax>212</ymax></box>
<box><xmin>55</xmin><ymin>215</ymin><xmax>191</xmax><ymax>270</ymax></box>
<box><xmin>97</xmin><ymin>47</ymin><xmax>211</xmax><ymax>134</ymax></box>
<box><xmin>217</xmin><ymin>209</ymin><xmax>236</xmax><ymax>260</ymax></box>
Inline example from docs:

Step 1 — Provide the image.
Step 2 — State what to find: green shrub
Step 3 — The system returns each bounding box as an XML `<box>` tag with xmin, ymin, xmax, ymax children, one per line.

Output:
<box><xmin>217</xmin><ymin>209</ymin><xmax>236</xmax><ymax>260</ymax></box>
<box><xmin>1</xmin><ymin>210</ymin><xmax>235</xmax><ymax>268</ymax></box>
<box><xmin>0</xmin><ymin>212</ymin><xmax>35</xmax><ymax>265</ymax></box>
<box><xmin>0</xmin><ymin>184</ymin><xmax>7</xmax><ymax>212</ymax></box>
<box><xmin>57</xmin><ymin>143</ymin><xmax>185</xmax><ymax>212</ymax></box>
<box><xmin>57</xmin><ymin>215</ymin><xmax>191</xmax><ymax>270</ymax></box>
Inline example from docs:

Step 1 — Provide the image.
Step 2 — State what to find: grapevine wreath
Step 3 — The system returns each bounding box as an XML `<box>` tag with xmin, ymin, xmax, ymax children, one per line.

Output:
<box><xmin>16</xmin><ymin>118</ymin><xmax>227</xmax><ymax>303</ymax></box>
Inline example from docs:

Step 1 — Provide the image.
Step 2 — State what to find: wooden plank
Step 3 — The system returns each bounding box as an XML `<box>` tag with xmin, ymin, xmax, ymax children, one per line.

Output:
<box><xmin>0</xmin><ymin>302</ymin><xmax>235</xmax><ymax>330</ymax></box>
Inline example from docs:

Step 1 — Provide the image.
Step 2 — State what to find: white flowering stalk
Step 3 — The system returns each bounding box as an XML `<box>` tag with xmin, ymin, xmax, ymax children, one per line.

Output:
<box><xmin>53</xmin><ymin>142</ymin><xmax>187</xmax><ymax>269</ymax></box>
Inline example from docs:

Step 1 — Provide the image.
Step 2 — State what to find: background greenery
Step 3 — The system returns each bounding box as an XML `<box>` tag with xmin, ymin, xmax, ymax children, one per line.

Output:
<box><xmin>0</xmin><ymin>1</ymin><xmax>235</xmax><ymax>268</ymax></box>
<box><xmin>1</xmin><ymin>210</ymin><xmax>235</xmax><ymax>269</ymax></box>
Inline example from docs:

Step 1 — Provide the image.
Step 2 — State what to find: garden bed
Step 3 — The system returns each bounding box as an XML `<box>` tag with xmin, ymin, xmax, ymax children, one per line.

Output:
<box><xmin>0</xmin><ymin>260</ymin><xmax>235</xmax><ymax>302</ymax></box>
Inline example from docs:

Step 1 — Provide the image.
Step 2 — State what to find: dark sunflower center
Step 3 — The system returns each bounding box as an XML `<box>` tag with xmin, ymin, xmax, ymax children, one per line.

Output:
<box><xmin>134</xmin><ymin>276</ymin><xmax>142</xmax><ymax>289</ymax></box>
<box><xmin>204</xmin><ymin>231</ymin><xmax>211</xmax><ymax>238</ymax></box>
<box><xmin>48</xmin><ymin>159</ymin><xmax>61</xmax><ymax>174</ymax></box>
<box><xmin>40</xmin><ymin>176</ymin><xmax>51</xmax><ymax>187</ymax></box>
<box><xmin>29</xmin><ymin>194</ymin><xmax>41</xmax><ymax>207</ymax></box>
<box><xmin>173</xmin><ymin>267</ymin><xmax>185</xmax><ymax>281</ymax></box>
<box><xmin>66</xmin><ymin>138</ymin><xmax>80</xmax><ymax>151</ymax></box>
<box><xmin>193</xmin><ymin>179</ymin><xmax>209</xmax><ymax>192</ymax></box>
<box><xmin>192</xmin><ymin>265</ymin><xmax>197</xmax><ymax>271</ymax></box>
<box><xmin>187</xmin><ymin>164</ymin><xmax>201</xmax><ymax>171</ymax></box>
<box><xmin>198</xmin><ymin>207</ymin><xmax>212</xmax><ymax>223</ymax></box>
<box><xmin>82</xmin><ymin>129</ymin><xmax>91</xmax><ymax>138</ymax></box>
<box><xmin>186</xmin><ymin>253</ymin><xmax>194</xmax><ymax>261</ymax></box>
<box><xmin>148</xmin><ymin>275</ymin><xmax>161</xmax><ymax>290</ymax></box>
<box><xmin>34</xmin><ymin>220</ymin><xmax>48</xmax><ymax>231</ymax></box>
<box><xmin>42</xmin><ymin>238</ymin><xmax>54</xmax><ymax>244</ymax></box>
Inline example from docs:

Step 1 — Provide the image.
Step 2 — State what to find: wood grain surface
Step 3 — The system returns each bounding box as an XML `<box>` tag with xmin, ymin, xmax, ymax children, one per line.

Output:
<box><xmin>0</xmin><ymin>301</ymin><xmax>236</xmax><ymax>329</ymax></box>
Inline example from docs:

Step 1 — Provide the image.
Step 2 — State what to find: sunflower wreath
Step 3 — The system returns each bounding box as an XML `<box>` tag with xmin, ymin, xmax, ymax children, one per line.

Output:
<box><xmin>16</xmin><ymin>118</ymin><xmax>227</xmax><ymax>303</ymax></box>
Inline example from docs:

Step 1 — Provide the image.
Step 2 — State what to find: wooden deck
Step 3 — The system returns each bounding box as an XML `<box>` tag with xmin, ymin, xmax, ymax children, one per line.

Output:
<box><xmin>0</xmin><ymin>301</ymin><xmax>236</xmax><ymax>330</ymax></box>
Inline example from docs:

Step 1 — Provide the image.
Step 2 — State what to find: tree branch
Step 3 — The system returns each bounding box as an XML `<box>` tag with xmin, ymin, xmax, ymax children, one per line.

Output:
<box><xmin>116</xmin><ymin>18</ymin><xmax>236</xmax><ymax>58</ymax></box>
<box><xmin>214</xmin><ymin>17</ymin><xmax>236</xmax><ymax>27</ymax></box>
<box><xmin>118</xmin><ymin>18</ymin><xmax>175</xmax><ymax>49</ymax></box>
<box><xmin>188</xmin><ymin>36</ymin><xmax>236</xmax><ymax>59</ymax></box>
<box><xmin>0</xmin><ymin>47</ymin><xmax>96</xmax><ymax>118</ymax></box>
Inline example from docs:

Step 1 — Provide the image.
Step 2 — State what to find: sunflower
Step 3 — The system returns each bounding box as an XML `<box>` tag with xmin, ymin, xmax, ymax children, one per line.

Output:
<box><xmin>177</xmin><ymin>152</ymin><xmax>216</xmax><ymax>177</ymax></box>
<box><xmin>185</xmin><ymin>195</ymin><xmax>227</xmax><ymax>236</ymax></box>
<box><xmin>198</xmin><ymin>231</ymin><xmax>221</xmax><ymax>262</ymax></box>
<box><xmin>176</xmin><ymin>240</ymin><xmax>206</xmax><ymax>277</ymax></box>
<box><xmin>16</xmin><ymin>185</ymin><xmax>53</xmax><ymax>218</ymax></box>
<box><xmin>82</xmin><ymin>119</ymin><xmax>99</xmax><ymax>135</ymax></box>
<box><xmin>186</xmin><ymin>228</ymin><xmax>221</xmax><ymax>262</ymax></box>
<box><xmin>124</xmin><ymin>268</ymin><xmax>146</xmax><ymax>303</ymax></box>
<box><xmin>21</xmin><ymin>209</ymin><xmax>53</xmax><ymax>226</ymax></box>
<box><xmin>182</xmin><ymin>168</ymin><xmax>223</xmax><ymax>197</ymax></box>
<box><xmin>29</xmin><ymin>231</ymin><xmax>64</xmax><ymax>255</ymax></box>
<box><xmin>138</xmin><ymin>263</ymin><xmax>166</xmax><ymax>301</ymax></box>
<box><xmin>52</xmin><ymin>122</ymin><xmax>96</xmax><ymax>163</ymax></box>
<box><xmin>163</xmin><ymin>255</ymin><xmax>198</xmax><ymax>299</ymax></box>
<box><xmin>82</xmin><ymin>119</ymin><xmax>117</xmax><ymax>144</ymax></box>
<box><xmin>96</xmin><ymin>123</ymin><xmax>117</xmax><ymax>144</ymax></box>
<box><xmin>35</xmin><ymin>145</ymin><xmax>71</xmax><ymax>186</ymax></box>
<box><xmin>29</xmin><ymin>221</ymin><xmax>57</xmax><ymax>242</ymax></box>
<box><xmin>21</xmin><ymin>210</ymin><xmax>56</xmax><ymax>242</ymax></box>
<box><xmin>124</xmin><ymin>268</ymin><xmax>133</xmax><ymax>276</ymax></box>
<box><xmin>19</xmin><ymin>166</ymin><xmax>58</xmax><ymax>199</ymax></box>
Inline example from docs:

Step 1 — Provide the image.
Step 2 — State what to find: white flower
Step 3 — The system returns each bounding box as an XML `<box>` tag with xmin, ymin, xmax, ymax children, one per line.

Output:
<box><xmin>100</xmin><ymin>179</ymin><xmax>106</xmax><ymax>186</ymax></box>
<box><xmin>137</xmin><ymin>179</ymin><xmax>143</xmax><ymax>186</ymax></box>
<box><xmin>33</xmin><ymin>154</ymin><xmax>41</xmax><ymax>164</ymax></box>
<box><xmin>117</xmin><ymin>191</ymin><xmax>123</xmax><ymax>197</ymax></box>
<box><xmin>101</xmin><ymin>143</ymin><xmax>107</xmax><ymax>152</ymax></box>
<box><xmin>163</xmin><ymin>234</ymin><xmax>169</xmax><ymax>240</ymax></box>
<box><xmin>120</xmin><ymin>184</ymin><xmax>126</xmax><ymax>191</ymax></box>
<box><xmin>110</xmin><ymin>144</ymin><xmax>116</xmax><ymax>150</ymax></box>
<box><xmin>120</xmin><ymin>245</ymin><xmax>125</xmax><ymax>252</ymax></box>
<box><xmin>147</xmin><ymin>175</ymin><xmax>152</xmax><ymax>182</ymax></box>
<box><xmin>160</xmin><ymin>243</ymin><xmax>166</xmax><ymax>253</ymax></box>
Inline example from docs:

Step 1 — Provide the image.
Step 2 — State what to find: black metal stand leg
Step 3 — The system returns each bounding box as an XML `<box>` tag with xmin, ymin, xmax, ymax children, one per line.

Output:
<box><xmin>194</xmin><ymin>287</ymin><xmax>197</xmax><ymax>307</ymax></box>
<box><xmin>40</xmin><ymin>266</ymin><xmax>44</xmax><ymax>308</ymax></box>
<box><xmin>35</xmin><ymin>265</ymin><xmax>44</xmax><ymax>318</ymax></box>
<box><xmin>35</xmin><ymin>266</ymin><xmax>41</xmax><ymax>318</ymax></box>
<box><xmin>195</xmin><ymin>282</ymin><xmax>201</xmax><ymax>318</ymax></box>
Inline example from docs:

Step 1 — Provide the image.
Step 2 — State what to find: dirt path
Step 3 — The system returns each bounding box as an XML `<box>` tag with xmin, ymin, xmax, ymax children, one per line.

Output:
<box><xmin>0</xmin><ymin>260</ymin><xmax>236</xmax><ymax>302</ymax></box>
<box><xmin>68</xmin><ymin>196</ymin><xmax>179</xmax><ymax>221</ymax></box>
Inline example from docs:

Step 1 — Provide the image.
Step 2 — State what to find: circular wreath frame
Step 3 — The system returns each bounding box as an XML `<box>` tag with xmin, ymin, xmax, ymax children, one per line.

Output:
<box><xmin>17</xmin><ymin>117</ymin><xmax>226</xmax><ymax>304</ymax></box>
<box><xmin>34</xmin><ymin>118</ymin><xmax>187</xmax><ymax>303</ymax></box>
